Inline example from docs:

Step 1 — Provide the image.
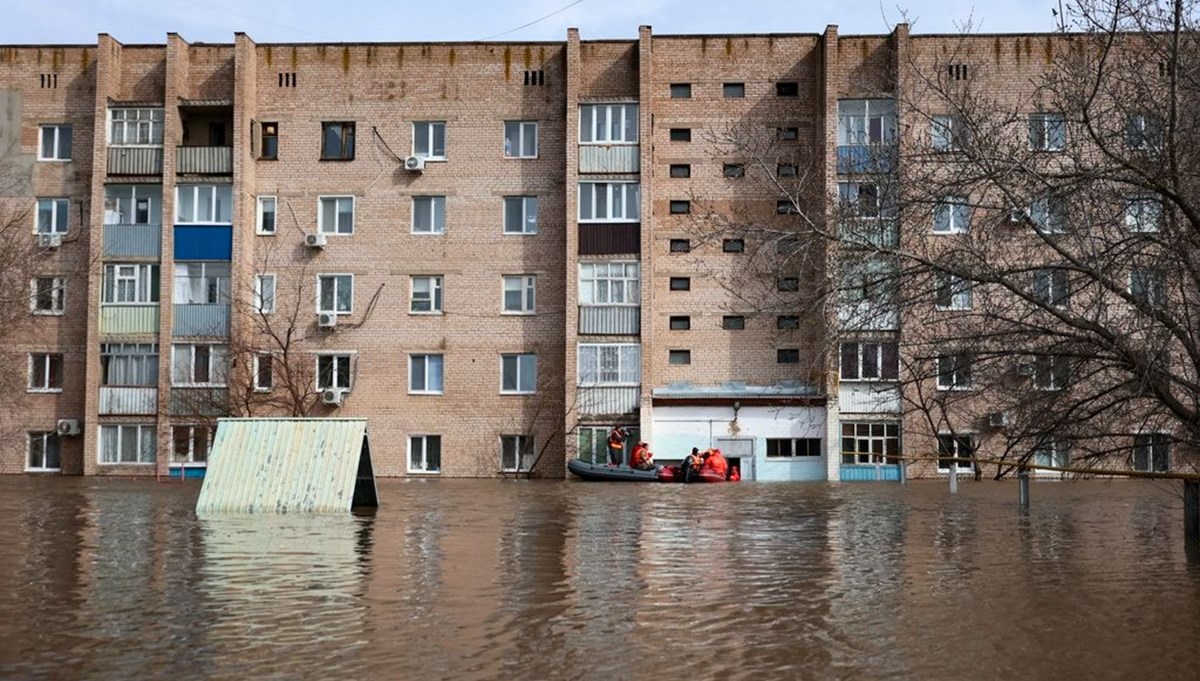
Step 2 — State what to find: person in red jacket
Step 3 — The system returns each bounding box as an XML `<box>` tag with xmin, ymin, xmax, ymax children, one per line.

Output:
<box><xmin>703</xmin><ymin>448</ymin><xmax>728</xmax><ymax>479</ymax></box>
<box><xmin>630</xmin><ymin>442</ymin><xmax>654</xmax><ymax>470</ymax></box>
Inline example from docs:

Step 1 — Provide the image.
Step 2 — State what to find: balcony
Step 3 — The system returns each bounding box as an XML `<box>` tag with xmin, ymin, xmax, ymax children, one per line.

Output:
<box><xmin>579</xmin><ymin>305</ymin><xmax>640</xmax><ymax>335</ymax></box>
<box><xmin>838</xmin><ymin>302</ymin><xmax>899</xmax><ymax>331</ymax></box>
<box><xmin>169</xmin><ymin>387</ymin><xmax>229</xmax><ymax>416</ymax></box>
<box><xmin>107</xmin><ymin>147</ymin><xmax>163</xmax><ymax>175</ymax></box>
<box><xmin>100</xmin><ymin>305</ymin><xmax>159</xmax><ymax>335</ymax></box>
<box><xmin>838</xmin><ymin>383</ymin><xmax>901</xmax><ymax>413</ymax></box>
<box><xmin>579</xmin><ymin>145</ymin><xmax>640</xmax><ymax>174</ymax></box>
<box><xmin>173</xmin><ymin>304</ymin><xmax>230</xmax><ymax>337</ymax></box>
<box><xmin>99</xmin><ymin>387</ymin><xmax>158</xmax><ymax>415</ymax></box>
<box><xmin>836</xmin><ymin>145</ymin><xmax>896</xmax><ymax>175</ymax></box>
<box><xmin>103</xmin><ymin>224</ymin><xmax>161</xmax><ymax>258</ymax></box>
<box><xmin>839</xmin><ymin>219</ymin><xmax>899</xmax><ymax>249</ymax></box>
<box><xmin>577</xmin><ymin>386</ymin><xmax>640</xmax><ymax>416</ymax></box>
<box><xmin>177</xmin><ymin>146</ymin><xmax>233</xmax><ymax>175</ymax></box>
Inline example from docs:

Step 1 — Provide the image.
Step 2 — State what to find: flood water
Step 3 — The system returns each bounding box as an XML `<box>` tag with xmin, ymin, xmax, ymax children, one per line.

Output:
<box><xmin>1</xmin><ymin>478</ymin><xmax>1198</xmax><ymax>680</ymax></box>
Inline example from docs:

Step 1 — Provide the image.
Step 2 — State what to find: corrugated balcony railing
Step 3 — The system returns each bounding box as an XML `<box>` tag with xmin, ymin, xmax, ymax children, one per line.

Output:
<box><xmin>170</xmin><ymin>388</ymin><xmax>229</xmax><ymax>416</ymax></box>
<box><xmin>836</xmin><ymin>145</ymin><xmax>897</xmax><ymax>175</ymax></box>
<box><xmin>838</xmin><ymin>302</ymin><xmax>899</xmax><ymax>331</ymax></box>
<box><xmin>173</xmin><ymin>304</ymin><xmax>230</xmax><ymax>336</ymax></box>
<box><xmin>577</xmin><ymin>386</ymin><xmax>640</xmax><ymax>416</ymax></box>
<box><xmin>579</xmin><ymin>145</ymin><xmax>640</xmax><ymax>174</ymax></box>
<box><xmin>107</xmin><ymin>147</ymin><xmax>164</xmax><ymax>175</ymax></box>
<box><xmin>103</xmin><ymin>224</ymin><xmax>162</xmax><ymax>258</ymax></box>
<box><xmin>579</xmin><ymin>305</ymin><xmax>640</xmax><ymax>335</ymax></box>
<box><xmin>99</xmin><ymin>387</ymin><xmax>158</xmax><ymax>415</ymax></box>
<box><xmin>177</xmin><ymin>146</ymin><xmax>233</xmax><ymax>175</ymax></box>
<box><xmin>839</xmin><ymin>219</ymin><xmax>899</xmax><ymax>248</ymax></box>
<box><xmin>838</xmin><ymin>383</ymin><xmax>901</xmax><ymax>413</ymax></box>
<box><xmin>100</xmin><ymin>305</ymin><xmax>160</xmax><ymax>335</ymax></box>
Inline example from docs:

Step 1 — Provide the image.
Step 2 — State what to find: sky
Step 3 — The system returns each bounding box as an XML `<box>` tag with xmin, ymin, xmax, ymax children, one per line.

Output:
<box><xmin>0</xmin><ymin>0</ymin><xmax>1066</xmax><ymax>44</ymax></box>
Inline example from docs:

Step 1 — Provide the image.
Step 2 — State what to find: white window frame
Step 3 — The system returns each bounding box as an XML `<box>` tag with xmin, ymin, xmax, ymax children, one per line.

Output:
<box><xmin>1125</xmin><ymin>197</ymin><xmax>1162</xmax><ymax>233</ymax></box>
<box><xmin>408</xmin><ymin>434</ymin><xmax>442</xmax><ymax>474</ymax></box>
<box><xmin>175</xmin><ymin>185</ymin><xmax>233</xmax><ymax>224</ymax></box>
<box><xmin>413</xmin><ymin>121</ymin><xmax>447</xmax><ymax>160</ymax></box>
<box><xmin>1132</xmin><ymin>432</ymin><xmax>1170</xmax><ymax>472</ymax></box>
<box><xmin>839</xmin><ymin>341</ymin><xmax>899</xmax><ymax>381</ymax></box>
<box><xmin>501</xmin><ymin>353</ymin><xmax>537</xmax><ymax>394</ymax></box>
<box><xmin>933</xmin><ymin>197</ymin><xmax>970</xmax><ymax>234</ymax></box>
<box><xmin>1127</xmin><ymin>112</ymin><xmax>1161</xmax><ymax>151</ymax></box>
<box><xmin>253</xmin><ymin>352</ymin><xmax>273</xmax><ymax>392</ymax></box>
<box><xmin>108</xmin><ymin>108</ymin><xmax>164</xmax><ymax>147</ymax></box>
<box><xmin>171</xmin><ymin>425</ymin><xmax>212</xmax><ymax>467</ymax></box>
<box><xmin>254</xmin><ymin>274</ymin><xmax>276</xmax><ymax>314</ymax></box>
<box><xmin>504</xmin><ymin>121</ymin><xmax>538</xmax><ymax>158</ymax></box>
<box><xmin>38</xmin><ymin>124</ymin><xmax>72</xmax><ymax>161</ymax></box>
<box><xmin>578</xmin><ymin>262</ymin><xmax>640</xmax><ymax>305</ymax></box>
<box><xmin>28</xmin><ymin>353</ymin><xmax>63</xmax><ymax>393</ymax></box>
<box><xmin>100</xmin><ymin>343</ymin><xmax>159</xmax><ymax>387</ymax></box>
<box><xmin>1033</xmin><ymin>355</ymin><xmax>1070</xmax><ymax>391</ymax></box>
<box><xmin>1032</xmin><ymin>268</ymin><xmax>1070</xmax><ymax>309</ymax></box>
<box><xmin>171</xmin><ymin>343</ymin><xmax>228</xmax><ymax>387</ymax></box>
<box><xmin>316</xmin><ymin>274</ymin><xmax>354</xmax><ymax>315</ymax></box>
<box><xmin>931</xmin><ymin>114</ymin><xmax>966</xmax><ymax>151</ymax></box>
<box><xmin>502</xmin><ymin>275</ymin><xmax>536</xmax><ymax>314</ymax></box>
<box><xmin>1028</xmin><ymin>112</ymin><xmax>1066</xmax><ymax>151</ymax></box>
<box><xmin>578</xmin><ymin>182</ymin><xmax>640</xmax><ymax>222</ymax></box>
<box><xmin>104</xmin><ymin>185</ymin><xmax>161</xmax><ymax>225</ymax></box>
<box><xmin>412</xmin><ymin>196</ymin><xmax>446</xmax><ymax>235</ymax></box>
<box><xmin>317</xmin><ymin>195</ymin><xmax>355</xmax><ymax>235</ymax></box>
<box><xmin>103</xmin><ymin>264</ymin><xmax>159</xmax><ymax>305</ymax></box>
<box><xmin>766</xmin><ymin>438</ymin><xmax>822</xmax><ymax>458</ymax></box>
<box><xmin>937</xmin><ymin>433</ymin><xmax>976</xmax><ymax>473</ymax></box>
<box><xmin>410</xmin><ymin>275</ymin><xmax>444</xmax><ymax>314</ymax></box>
<box><xmin>503</xmin><ymin>196</ymin><xmax>539</xmax><ymax>234</ymax></box>
<box><xmin>173</xmin><ymin>262</ymin><xmax>230</xmax><ymax>305</ymax></box>
<box><xmin>1033</xmin><ymin>440</ymin><xmax>1071</xmax><ymax>471</ymax></box>
<box><xmin>27</xmin><ymin>431</ymin><xmax>62</xmax><ymax>472</ymax></box>
<box><xmin>935</xmin><ymin>272</ymin><xmax>973</xmax><ymax>310</ymax></box>
<box><xmin>35</xmin><ymin>198</ymin><xmax>69</xmax><ymax>234</ymax></box>
<box><xmin>256</xmin><ymin>196</ymin><xmax>277</xmax><ymax>235</ymax></box>
<box><xmin>936</xmin><ymin>353</ymin><xmax>974</xmax><ymax>391</ymax></box>
<box><xmin>1030</xmin><ymin>195</ymin><xmax>1069</xmax><ymax>234</ymax></box>
<box><xmin>837</xmin><ymin>99</ymin><xmax>898</xmax><ymax>146</ymax></box>
<box><xmin>30</xmin><ymin>276</ymin><xmax>66</xmax><ymax>315</ymax></box>
<box><xmin>500</xmin><ymin>434</ymin><xmax>536</xmax><ymax>472</ymax></box>
<box><xmin>98</xmin><ymin>424</ymin><xmax>157</xmax><ymax>465</ymax></box>
<box><xmin>409</xmin><ymin>353</ymin><xmax>445</xmax><ymax>395</ymax></box>
<box><xmin>1129</xmin><ymin>268</ymin><xmax>1166</xmax><ymax>308</ymax></box>
<box><xmin>315</xmin><ymin>352</ymin><xmax>353</xmax><ymax>391</ymax></box>
<box><xmin>840</xmin><ymin>421</ymin><xmax>901</xmax><ymax>465</ymax></box>
<box><xmin>577</xmin><ymin>343</ymin><xmax>641</xmax><ymax>386</ymax></box>
<box><xmin>579</xmin><ymin>103</ymin><xmax>639</xmax><ymax>144</ymax></box>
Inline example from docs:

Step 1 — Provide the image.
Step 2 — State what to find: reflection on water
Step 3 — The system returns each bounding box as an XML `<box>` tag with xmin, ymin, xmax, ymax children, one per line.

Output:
<box><xmin>1</xmin><ymin>478</ymin><xmax>1198</xmax><ymax>680</ymax></box>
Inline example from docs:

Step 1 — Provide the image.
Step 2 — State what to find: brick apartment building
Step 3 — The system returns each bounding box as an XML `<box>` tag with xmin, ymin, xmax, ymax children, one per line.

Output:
<box><xmin>0</xmin><ymin>24</ymin><xmax>1190</xmax><ymax>480</ymax></box>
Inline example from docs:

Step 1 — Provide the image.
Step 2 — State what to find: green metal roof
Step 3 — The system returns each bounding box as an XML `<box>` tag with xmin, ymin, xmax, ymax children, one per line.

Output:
<box><xmin>196</xmin><ymin>418</ymin><xmax>376</xmax><ymax>514</ymax></box>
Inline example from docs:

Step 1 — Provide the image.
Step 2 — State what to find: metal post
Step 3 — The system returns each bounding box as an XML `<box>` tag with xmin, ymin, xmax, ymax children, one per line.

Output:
<box><xmin>1018</xmin><ymin>469</ymin><xmax>1030</xmax><ymax>508</ymax></box>
<box><xmin>1184</xmin><ymin>480</ymin><xmax>1200</xmax><ymax>542</ymax></box>
<box><xmin>898</xmin><ymin>459</ymin><xmax>907</xmax><ymax>485</ymax></box>
<box><xmin>948</xmin><ymin>468</ymin><xmax>958</xmax><ymax>494</ymax></box>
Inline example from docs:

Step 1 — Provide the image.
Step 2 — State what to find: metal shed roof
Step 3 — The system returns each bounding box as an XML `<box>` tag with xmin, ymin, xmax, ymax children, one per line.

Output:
<box><xmin>196</xmin><ymin>418</ymin><xmax>378</xmax><ymax>514</ymax></box>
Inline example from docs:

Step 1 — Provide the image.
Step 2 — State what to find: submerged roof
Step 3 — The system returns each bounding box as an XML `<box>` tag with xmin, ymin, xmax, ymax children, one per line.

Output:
<box><xmin>196</xmin><ymin>418</ymin><xmax>376</xmax><ymax>514</ymax></box>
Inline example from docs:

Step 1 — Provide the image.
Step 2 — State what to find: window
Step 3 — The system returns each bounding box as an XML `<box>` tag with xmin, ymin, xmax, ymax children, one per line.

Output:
<box><xmin>670</xmin><ymin>83</ymin><xmax>692</xmax><ymax>98</ymax></box>
<box><xmin>172</xmin><ymin>344</ymin><xmax>228</xmax><ymax>386</ymax></box>
<box><xmin>668</xmin><ymin>350</ymin><xmax>691</xmax><ymax>365</ymax></box>
<box><xmin>317</xmin><ymin>353</ymin><xmax>352</xmax><ymax>390</ymax></box>
<box><xmin>669</xmin><ymin>164</ymin><xmax>691</xmax><ymax>178</ymax></box>
<box><xmin>778</xmin><ymin>277</ymin><xmax>799</xmax><ymax>292</ymax></box>
<box><xmin>176</xmin><ymin>185</ymin><xmax>233</xmax><ymax>224</ymax></box>
<box><xmin>937</xmin><ymin>434</ymin><xmax>975</xmax><ymax>472</ymax></box>
<box><xmin>777</xmin><ymin>127</ymin><xmax>799</xmax><ymax>140</ymax></box>
<box><xmin>101</xmin><ymin>343</ymin><xmax>158</xmax><ymax>386</ymax></box>
<box><xmin>501</xmin><ymin>435</ymin><xmax>536</xmax><ymax>472</ymax></box>
<box><xmin>577</xmin><ymin>344</ymin><xmax>640</xmax><ymax>385</ymax></box>
<box><xmin>260</xmin><ymin>122</ymin><xmax>278</xmax><ymax>159</ymax></box>
<box><xmin>501</xmin><ymin>353</ymin><xmax>537</xmax><ymax>393</ymax></box>
<box><xmin>31</xmin><ymin>277</ymin><xmax>65</xmax><ymax>314</ymax></box>
<box><xmin>935</xmin><ymin>272</ymin><xmax>972</xmax><ymax>310</ymax></box>
<box><xmin>256</xmin><ymin>196</ymin><xmax>277</xmax><ymax>234</ymax></box>
<box><xmin>579</xmin><ymin>262</ymin><xmax>639</xmax><ymax>304</ymax></box>
<box><xmin>841</xmin><ymin>259</ymin><xmax>897</xmax><ymax>304</ymax></box>
<box><xmin>776</xmin><ymin>236</ymin><xmax>802</xmax><ymax>255</ymax></box>
<box><xmin>933</xmin><ymin>197</ymin><xmax>971</xmax><ymax>234</ymax></box>
<box><xmin>838</xmin><ymin>182</ymin><xmax>892</xmax><ymax>220</ymax></box>
<box><xmin>580</xmin><ymin>103</ymin><xmax>638</xmax><ymax>143</ymax></box>
<box><xmin>104</xmin><ymin>185</ymin><xmax>161</xmax><ymax>225</ymax></box>
<box><xmin>503</xmin><ymin>275</ymin><xmax>536</xmax><ymax>313</ymax></box>
<box><xmin>777</xmin><ymin>315</ymin><xmax>800</xmax><ymax>330</ymax></box>
<box><xmin>723</xmin><ymin>238</ymin><xmax>744</xmax><ymax>253</ymax></box>
<box><xmin>27</xmin><ymin>432</ymin><xmax>61</xmax><ymax>471</ymax></box>
<box><xmin>838</xmin><ymin>99</ymin><xmax>898</xmax><ymax>145</ymax></box>
<box><xmin>931</xmin><ymin>115</ymin><xmax>968</xmax><ymax>151</ymax></box>
<box><xmin>504</xmin><ymin>121</ymin><xmax>538</xmax><ymax>158</ymax></box>
<box><xmin>410</xmin><ymin>354</ymin><xmax>444</xmax><ymax>393</ymax></box>
<box><xmin>669</xmin><ymin>277</ymin><xmax>690</xmax><ymax>291</ymax></box>
<box><xmin>317</xmin><ymin>274</ymin><xmax>353</xmax><ymax>314</ymax></box>
<box><xmin>841</xmin><ymin>422</ymin><xmax>900</xmax><ymax>464</ymax></box>
<box><xmin>102</xmin><ymin>264</ymin><xmax>160</xmax><ymax>304</ymax></box>
<box><xmin>767</xmin><ymin>438</ymin><xmax>820</xmax><ymax>457</ymax></box>
<box><xmin>669</xmin><ymin>128</ymin><xmax>692</xmax><ymax>142</ymax></box>
<box><xmin>670</xmin><ymin>200</ymin><xmax>690</xmax><ymax>214</ymax></box>
<box><xmin>722</xmin><ymin>315</ymin><xmax>745</xmax><ymax>330</ymax></box>
<box><xmin>503</xmin><ymin>196</ymin><xmax>538</xmax><ymax>234</ymax></box>
<box><xmin>578</xmin><ymin>182</ymin><xmax>640</xmax><ymax>222</ymax></box>
<box><xmin>1032</xmin><ymin>268</ymin><xmax>1070</xmax><ymax>308</ymax></box>
<box><xmin>36</xmin><ymin>198</ymin><xmax>69</xmax><ymax>234</ymax></box>
<box><xmin>669</xmin><ymin>316</ymin><xmax>690</xmax><ymax>330</ymax></box>
<box><xmin>840</xmin><ymin>342</ymin><xmax>899</xmax><ymax>380</ymax></box>
<box><xmin>1030</xmin><ymin>195</ymin><xmax>1069</xmax><ymax>234</ymax></box>
<box><xmin>723</xmin><ymin>82</ymin><xmax>745</xmax><ymax>98</ymax></box>
<box><xmin>254</xmin><ymin>274</ymin><xmax>276</xmax><ymax>314</ymax></box>
<box><xmin>1033</xmin><ymin>440</ymin><xmax>1071</xmax><ymax>469</ymax></box>
<box><xmin>174</xmin><ymin>263</ymin><xmax>230</xmax><ymax>304</ymax></box>
<box><xmin>109</xmin><ymin>108</ymin><xmax>164</xmax><ymax>146</ymax></box>
<box><xmin>1129</xmin><ymin>268</ymin><xmax>1165</xmax><ymax>307</ymax></box>
<box><xmin>409</xmin><ymin>435</ymin><xmax>442</xmax><ymax>473</ymax></box>
<box><xmin>777</xmin><ymin>200</ymin><xmax>799</xmax><ymax>215</ymax></box>
<box><xmin>669</xmin><ymin>239</ymin><xmax>690</xmax><ymax>253</ymax></box>
<box><xmin>321</xmin><ymin>121</ymin><xmax>355</xmax><ymax>160</ymax></box>
<box><xmin>578</xmin><ymin>426</ymin><xmax>639</xmax><ymax>465</ymax></box>
<box><xmin>38</xmin><ymin>124</ymin><xmax>72</xmax><ymax>160</ymax></box>
<box><xmin>1132</xmin><ymin>433</ymin><xmax>1169</xmax><ymax>472</ymax></box>
<box><xmin>778</xmin><ymin>163</ymin><xmax>798</xmax><ymax>177</ymax></box>
<box><xmin>723</xmin><ymin>164</ymin><xmax>745</xmax><ymax>178</ymax></box>
<box><xmin>99</xmin><ymin>425</ymin><xmax>156</xmax><ymax>464</ymax></box>
<box><xmin>1125</xmin><ymin>198</ymin><xmax>1162</xmax><ymax>232</ymax></box>
<box><xmin>412</xmin><ymin>196</ymin><xmax>446</xmax><ymax>234</ymax></box>
<box><xmin>1028</xmin><ymin>113</ymin><xmax>1066</xmax><ymax>151</ymax></box>
<box><xmin>28</xmin><ymin>353</ymin><xmax>63</xmax><ymax>392</ymax></box>
<box><xmin>410</xmin><ymin>276</ymin><xmax>444</xmax><ymax>313</ymax></box>
<box><xmin>171</xmin><ymin>425</ymin><xmax>211</xmax><ymax>466</ymax></box>
<box><xmin>937</xmin><ymin>353</ymin><xmax>974</xmax><ymax>390</ymax></box>
<box><xmin>1034</xmin><ymin>355</ymin><xmax>1071</xmax><ymax>391</ymax></box>
<box><xmin>777</xmin><ymin>349</ymin><xmax>800</xmax><ymax>364</ymax></box>
<box><xmin>254</xmin><ymin>353</ymin><xmax>273</xmax><ymax>391</ymax></box>
<box><xmin>413</xmin><ymin>121</ymin><xmax>447</xmax><ymax>159</ymax></box>
<box><xmin>318</xmin><ymin>196</ymin><xmax>355</xmax><ymax>235</ymax></box>
<box><xmin>1126</xmin><ymin>113</ymin><xmax>1162</xmax><ymax>151</ymax></box>
<box><xmin>776</xmin><ymin>82</ymin><xmax>799</xmax><ymax>97</ymax></box>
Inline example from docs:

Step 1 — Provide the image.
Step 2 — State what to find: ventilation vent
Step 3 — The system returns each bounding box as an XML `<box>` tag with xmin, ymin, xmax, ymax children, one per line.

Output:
<box><xmin>39</xmin><ymin>73</ymin><xmax>58</xmax><ymax>89</ymax></box>
<box><xmin>523</xmin><ymin>70</ymin><xmax>545</xmax><ymax>86</ymax></box>
<box><xmin>1158</xmin><ymin>61</ymin><xmax>1174</xmax><ymax>78</ymax></box>
<box><xmin>947</xmin><ymin>64</ymin><xmax>969</xmax><ymax>81</ymax></box>
<box><xmin>278</xmin><ymin>72</ymin><xmax>297</xmax><ymax>88</ymax></box>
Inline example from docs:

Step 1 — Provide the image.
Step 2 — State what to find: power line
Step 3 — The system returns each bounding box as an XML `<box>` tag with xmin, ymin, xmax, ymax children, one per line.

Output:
<box><xmin>477</xmin><ymin>0</ymin><xmax>588</xmax><ymax>41</ymax></box>
<box><xmin>173</xmin><ymin>0</ymin><xmax>332</xmax><ymax>41</ymax></box>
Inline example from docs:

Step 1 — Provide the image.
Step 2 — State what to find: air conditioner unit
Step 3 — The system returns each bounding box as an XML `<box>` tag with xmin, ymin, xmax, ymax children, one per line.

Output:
<box><xmin>305</xmin><ymin>233</ymin><xmax>327</xmax><ymax>249</ymax></box>
<box><xmin>56</xmin><ymin>419</ymin><xmax>81</xmax><ymax>436</ymax></box>
<box><xmin>321</xmin><ymin>388</ymin><xmax>346</xmax><ymax>406</ymax></box>
<box><xmin>404</xmin><ymin>155</ymin><xmax>426</xmax><ymax>172</ymax></box>
<box><xmin>38</xmin><ymin>233</ymin><xmax>63</xmax><ymax>249</ymax></box>
<box><xmin>318</xmin><ymin>312</ymin><xmax>337</xmax><ymax>329</ymax></box>
<box><xmin>988</xmin><ymin>412</ymin><xmax>1010</xmax><ymax>428</ymax></box>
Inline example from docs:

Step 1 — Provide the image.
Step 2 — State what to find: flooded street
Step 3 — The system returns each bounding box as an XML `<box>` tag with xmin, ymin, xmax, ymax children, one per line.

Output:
<box><xmin>1</xmin><ymin>478</ymin><xmax>1198</xmax><ymax>680</ymax></box>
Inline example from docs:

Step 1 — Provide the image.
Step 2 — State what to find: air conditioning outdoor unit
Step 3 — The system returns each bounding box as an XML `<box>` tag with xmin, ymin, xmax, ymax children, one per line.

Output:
<box><xmin>56</xmin><ymin>419</ymin><xmax>81</xmax><ymax>436</ymax></box>
<box><xmin>321</xmin><ymin>388</ymin><xmax>346</xmax><ymax>406</ymax></box>
<box><xmin>988</xmin><ymin>412</ymin><xmax>1011</xmax><ymax>428</ymax></box>
<box><xmin>305</xmin><ymin>232</ymin><xmax>327</xmax><ymax>249</ymax></box>
<box><xmin>404</xmin><ymin>155</ymin><xmax>426</xmax><ymax>172</ymax></box>
<box><xmin>318</xmin><ymin>312</ymin><xmax>337</xmax><ymax>329</ymax></box>
<box><xmin>38</xmin><ymin>233</ymin><xmax>63</xmax><ymax>249</ymax></box>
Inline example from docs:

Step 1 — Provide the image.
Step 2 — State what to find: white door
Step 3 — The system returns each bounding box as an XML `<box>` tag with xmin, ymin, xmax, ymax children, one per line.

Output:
<box><xmin>715</xmin><ymin>437</ymin><xmax>754</xmax><ymax>480</ymax></box>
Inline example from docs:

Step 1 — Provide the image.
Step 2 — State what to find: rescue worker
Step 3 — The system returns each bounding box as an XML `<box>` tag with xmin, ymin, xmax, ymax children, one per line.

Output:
<box><xmin>630</xmin><ymin>442</ymin><xmax>654</xmax><ymax>470</ymax></box>
<box><xmin>681</xmin><ymin>447</ymin><xmax>701</xmax><ymax>482</ymax></box>
<box><xmin>703</xmin><ymin>448</ymin><xmax>729</xmax><ymax>480</ymax></box>
<box><xmin>607</xmin><ymin>426</ymin><xmax>628</xmax><ymax>466</ymax></box>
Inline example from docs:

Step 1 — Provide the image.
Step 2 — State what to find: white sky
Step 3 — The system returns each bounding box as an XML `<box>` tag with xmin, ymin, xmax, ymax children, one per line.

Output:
<box><xmin>0</xmin><ymin>0</ymin><xmax>1064</xmax><ymax>44</ymax></box>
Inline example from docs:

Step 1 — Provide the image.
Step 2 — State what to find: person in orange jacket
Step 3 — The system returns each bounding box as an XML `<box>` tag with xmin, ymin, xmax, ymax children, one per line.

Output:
<box><xmin>606</xmin><ymin>426</ymin><xmax>628</xmax><ymax>465</ymax></box>
<box><xmin>630</xmin><ymin>442</ymin><xmax>654</xmax><ymax>470</ymax></box>
<box><xmin>703</xmin><ymin>448</ymin><xmax>728</xmax><ymax>479</ymax></box>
